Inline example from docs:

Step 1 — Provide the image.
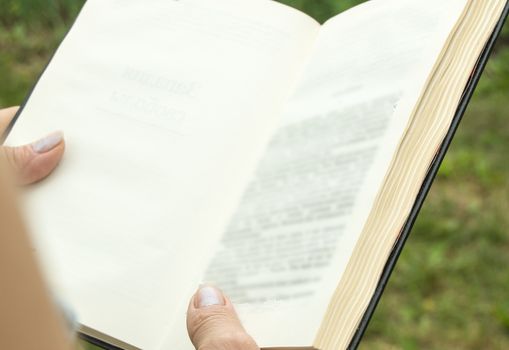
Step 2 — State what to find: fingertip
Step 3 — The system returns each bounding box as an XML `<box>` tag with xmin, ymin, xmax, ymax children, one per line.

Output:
<box><xmin>186</xmin><ymin>286</ymin><xmax>258</xmax><ymax>350</ymax></box>
<box><xmin>197</xmin><ymin>285</ymin><xmax>226</xmax><ymax>308</ymax></box>
<box><xmin>21</xmin><ymin>141</ymin><xmax>65</xmax><ymax>185</ymax></box>
<box><xmin>31</xmin><ymin>131</ymin><xmax>65</xmax><ymax>154</ymax></box>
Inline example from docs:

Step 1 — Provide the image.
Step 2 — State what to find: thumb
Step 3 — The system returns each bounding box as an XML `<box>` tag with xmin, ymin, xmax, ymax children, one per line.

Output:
<box><xmin>1</xmin><ymin>132</ymin><xmax>65</xmax><ymax>185</ymax></box>
<box><xmin>187</xmin><ymin>286</ymin><xmax>259</xmax><ymax>350</ymax></box>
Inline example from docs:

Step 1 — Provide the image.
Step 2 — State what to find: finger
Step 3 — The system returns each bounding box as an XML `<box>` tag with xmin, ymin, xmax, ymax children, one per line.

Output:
<box><xmin>1</xmin><ymin>132</ymin><xmax>65</xmax><ymax>185</ymax></box>
<box><xmin>0</xmin><ymin>106</ymin><xmax>20</xmax><ymax>135</ymax></box>
<box><xmin>187</xmin><ymin>286</ymin><xmax>259</xmax><ymax>350</ymax></box>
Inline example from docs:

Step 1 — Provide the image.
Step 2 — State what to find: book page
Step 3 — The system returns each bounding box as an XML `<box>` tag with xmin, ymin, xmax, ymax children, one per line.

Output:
<box><xmin>315</xmin><ymin>0</ymin><xmax>508</xmax><ymax>348</ymax></box>
<box><xmin>199</xmin><ymin>0</ymin><xmax>468</xmax><ymax>348</ymax></box>
<box><xmin>5</xmin><ymin>0</ymin><xmax>319</xmax><ymax>349</ymax></box>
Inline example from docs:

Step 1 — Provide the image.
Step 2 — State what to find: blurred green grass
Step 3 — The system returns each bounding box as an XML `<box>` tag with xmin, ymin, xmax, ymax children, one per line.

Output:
<box><xmin>1</xmin><ymin>1</ymin><xmax>508</xmax><ymax>349</ymax></box>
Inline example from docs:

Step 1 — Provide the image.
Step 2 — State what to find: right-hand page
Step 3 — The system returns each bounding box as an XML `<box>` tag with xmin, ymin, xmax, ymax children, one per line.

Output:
<box><xmin>204</xmin><ymin>0</ymin><xmax>469</xmax><ymax>347</ymax></box>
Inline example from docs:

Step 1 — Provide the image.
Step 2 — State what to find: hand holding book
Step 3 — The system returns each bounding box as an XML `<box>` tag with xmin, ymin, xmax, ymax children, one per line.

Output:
<box><xmin>0</xmin><ymin>107</ymin><xmax>64</xmax><ymax>185</ymax></box>
<box><xmin>0</xmin><ymin>113</ymin><xmax>259</xmax><ymax>350</ymax></box>
<box><xmin>0</xmin><ymin>105</ymin><xmax>260</xmax><ymax>349</ymax></box>
<box><xmin>187</xmin><ymin>286</ymin><xmax>259</xmax><ymax>350</ymax></box>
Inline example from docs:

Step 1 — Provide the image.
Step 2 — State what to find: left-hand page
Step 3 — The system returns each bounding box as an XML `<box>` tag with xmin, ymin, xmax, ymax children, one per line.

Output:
<box><xmin>5</xmin><ymin>0</ymin><xmax>319</xmax><ymax>348</ymax></box>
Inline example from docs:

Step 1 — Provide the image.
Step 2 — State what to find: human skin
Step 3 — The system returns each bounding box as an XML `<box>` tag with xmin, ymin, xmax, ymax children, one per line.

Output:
<box><xmin>0</xmin><ymin>106</ymin><xmax>65</xmax><ymax>185</ymax></box>
<box><xmin>187</xmin><ymin>286</ymin><xmax>259</xmax><ymax>350</ymax></box>
<box><xmin>0</xmin><ymin>106</ymin><xmax>258</xmax><ymax>349</ymax></box>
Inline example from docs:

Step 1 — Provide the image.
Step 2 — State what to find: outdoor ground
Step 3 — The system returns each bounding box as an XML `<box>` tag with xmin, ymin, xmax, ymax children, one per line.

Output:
<box><xmin>0</xmin><ymin>1</ymin><xmax>508</xmax><ymax>349</ymax></box>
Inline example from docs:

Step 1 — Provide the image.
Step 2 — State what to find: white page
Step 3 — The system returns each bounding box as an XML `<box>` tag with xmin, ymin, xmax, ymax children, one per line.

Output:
<box><xmin>198</xmin><ymin>0</ymin><xmax>468</xmax><ymax>348</ymax></box>
<box><xmin>5</xmin><ymin>0</ymin><xmax>319</xmax><ymax>348</ymax></box>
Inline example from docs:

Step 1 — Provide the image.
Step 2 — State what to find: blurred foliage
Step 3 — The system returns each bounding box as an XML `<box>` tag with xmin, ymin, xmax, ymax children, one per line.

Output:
<box><xmin>0</xmin><ymin>1</ymin><xmax>508</xmax><ymax>349</ymax></box>
<box><xmin>279</xmin><ymin>0</ymin><xmax>366</xmax><ymax>22</ymax></box>
<box><xmin>0</xmin><ymin>0</ymin><xmax>83</xmax><ymax>28</ymax></box>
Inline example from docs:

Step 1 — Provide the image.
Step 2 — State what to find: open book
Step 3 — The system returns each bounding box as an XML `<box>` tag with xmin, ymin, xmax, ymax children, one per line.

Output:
<box><xmin>4</xmin><ymin>0</ymin><xmax>508</xmax><ymax>349</ymax></box>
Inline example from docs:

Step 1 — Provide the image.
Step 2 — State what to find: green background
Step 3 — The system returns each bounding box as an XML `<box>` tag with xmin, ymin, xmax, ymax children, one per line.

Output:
<box><xmin>1</xmin><ymin>1</ymin><xmax>508</xmax><ymax>349</ymax></box>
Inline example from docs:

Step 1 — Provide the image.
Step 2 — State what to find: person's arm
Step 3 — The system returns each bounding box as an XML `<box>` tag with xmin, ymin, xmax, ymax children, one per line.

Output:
<box><xmin>0</xmin><ymin>156</ymin><xmax>72</xmax><ymax>350</ymax></box>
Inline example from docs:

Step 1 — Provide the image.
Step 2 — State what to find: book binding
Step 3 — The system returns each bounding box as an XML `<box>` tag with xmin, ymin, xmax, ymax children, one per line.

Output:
<box><xmin>348</xmin><ymin>3</ymin><xmax>509</xmax><ymax>349</ymax></box>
